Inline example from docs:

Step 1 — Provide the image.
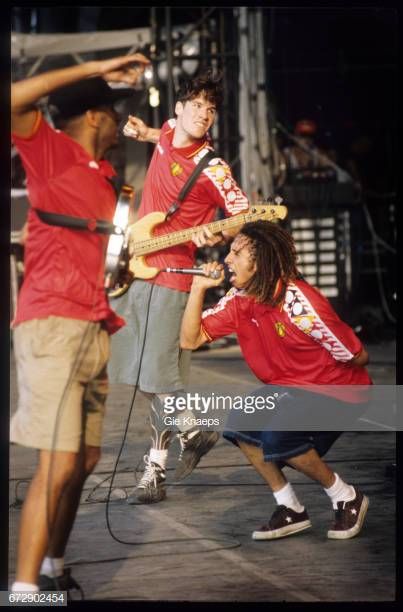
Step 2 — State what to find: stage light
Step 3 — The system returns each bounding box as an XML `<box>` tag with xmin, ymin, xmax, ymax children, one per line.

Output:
<box><xmin>149</xmin><ymin>86</ymin><xmax>160</xmax><ymax>107</ymax></box>
<box><xmin>156</xmin><ymin>26</ymin><xmax>200</xmax><ymax>82</ymax></box>
<box><xmin>291</xmin><ymin>216</ymin><xmax>343</xmax><ymax>298</ymax></box>
<box><xmin>182</xmin><ymin>37</ymin><xmax>199</xmax><ymax>76</ymax></box>
<box><xmin>157</xmin><ymin>63</ymin><xmax>181</xmax><ymax>83</ymax></box>
<box><xmin>292</xmin><ymin>229</ymin><xmax>315</xmax><ymax>240</ymax></box>
<box><xmin>319</xmin><ymin>264</ymin><xmax>337</xmax><ymax>274</ymax></box>
<box><xmin>144</xmin><ymin>66</ymin><xmax>154</xmax><ymax>81</ymax></box>
<box><xmin>319</xmin><ymin>252</ymin><xmax>336</xmax><ymax>262</ymax></box>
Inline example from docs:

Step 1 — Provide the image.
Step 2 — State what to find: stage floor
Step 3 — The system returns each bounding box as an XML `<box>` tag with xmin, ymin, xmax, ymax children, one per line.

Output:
<box><xmin>9</xmin><ymin>339</ymin><xmax>396</xmax><ymax>603</ymax></box>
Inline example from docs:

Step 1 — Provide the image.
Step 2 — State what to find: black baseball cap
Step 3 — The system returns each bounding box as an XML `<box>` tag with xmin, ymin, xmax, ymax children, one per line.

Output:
<box><xmin>48</xmin><ymin>77</ymin><xmax>134</xmax><ymax>120</ymax></box>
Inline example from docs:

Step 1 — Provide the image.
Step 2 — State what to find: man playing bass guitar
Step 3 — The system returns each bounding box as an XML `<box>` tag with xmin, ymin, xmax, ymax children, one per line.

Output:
<box><xmin>109</xmin><ymin>70</ymin><xmax>250</xmax><ymax>504</ymax></box>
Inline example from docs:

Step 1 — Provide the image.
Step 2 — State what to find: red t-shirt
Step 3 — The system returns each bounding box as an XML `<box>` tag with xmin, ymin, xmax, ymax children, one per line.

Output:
<box><xmin>201</xmin><ymin>280</ymin><xmax>372</xmax><ymax>401</ymax></box>
<box><xmin>12</xmin><ymin>113</ymin><xmax>124</xmax><ymax>334</ymax></box>
<box><xmin>138</xmin><ymin>119</ymin><xmax>249</xmax><ymax>292</ymax></box>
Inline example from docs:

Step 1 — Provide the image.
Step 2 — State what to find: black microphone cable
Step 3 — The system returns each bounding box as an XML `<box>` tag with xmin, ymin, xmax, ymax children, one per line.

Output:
<box><xmin>103</xmin><ymin>280</ymin><xmax>155</xmax><ymax>543</ymax></box>
<box><xmin>100</xmin><ymin>275</ymin><xmax>242</xmax><ymax>552</ymax></box>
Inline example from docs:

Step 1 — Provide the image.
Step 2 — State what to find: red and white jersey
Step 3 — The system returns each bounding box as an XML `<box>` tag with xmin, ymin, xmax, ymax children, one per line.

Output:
<box><xmin>12</xmin><ymin>113</ymin><xmax>124</xmax><ymax>334</ymax></box>
<box><xmin>138</xmin><ymin>119</ymin><xmax>249</xmax><ymax>292</ymax></box>
<box><xmin>201</xmin><ymin>279</ymin><xmax>372</xmax><ymax>399</ymax></box>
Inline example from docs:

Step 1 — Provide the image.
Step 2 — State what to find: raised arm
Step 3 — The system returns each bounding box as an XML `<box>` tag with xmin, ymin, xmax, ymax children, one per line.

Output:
<box><xmin>180</xmin><ymin>262</ymin><xmax>224</xmax><ymax>350</ymax></box>
<box><xmin>11</xmin><ymin>53</ymin><xmax>150</xmax><ymax>137</ymax></box>
<box><xmin>123</xmin><ymin>115</ymin><xmax>161</xmax><ymax>144</ymax></box>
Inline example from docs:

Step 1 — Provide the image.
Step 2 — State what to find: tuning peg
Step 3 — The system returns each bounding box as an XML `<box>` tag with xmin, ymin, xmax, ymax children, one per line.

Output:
<box><xmin>274</xmin><ymin>196</ymin><xmax>283</xmax><ymax>205</ymax></box>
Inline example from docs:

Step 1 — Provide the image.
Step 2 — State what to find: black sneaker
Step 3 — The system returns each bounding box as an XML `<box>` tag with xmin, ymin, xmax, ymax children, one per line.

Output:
<box><xmin>39</xmin><ymin>568</ymin><xmax>84</xmax><ymax>600</ymax></box>
<box><xmin>252</xmin><ymin>505</ymin><xmax>312</xmax><ymax>540</ymax></box>
<box><xmin>327</xmin><ymin>487</ymin><xmax>369</xmax><ymax>539</ymax></box>
<box><xmin>174</xmin><ymin>431</ymin><xmax>219</xmax><ymax>481</ymax></box>
<box><xmin>127</xmin><ymin>454</ymin><xmax>166</xmax><ymax>504</ymax></box>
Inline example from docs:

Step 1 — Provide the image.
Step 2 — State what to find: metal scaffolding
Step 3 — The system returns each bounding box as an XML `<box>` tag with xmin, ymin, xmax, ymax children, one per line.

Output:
<box><xmin>148</xmin><ymin>7</ymin><xmax>283</xmax><ymax>200</ymax></box>
<box><xmin>12</xmin><ymin>8</ymin><xmax>285</xmax><ymax>200</ymax></box>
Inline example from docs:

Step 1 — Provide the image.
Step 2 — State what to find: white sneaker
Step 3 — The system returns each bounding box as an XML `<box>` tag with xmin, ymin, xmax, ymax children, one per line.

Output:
<box><xmin>127</xmin><ymin>455</ymin><xmax>166</xmax><ymax>504</ymax></box>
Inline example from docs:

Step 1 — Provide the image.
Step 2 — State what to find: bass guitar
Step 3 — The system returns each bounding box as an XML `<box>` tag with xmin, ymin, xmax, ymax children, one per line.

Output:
<box><xmin>107</xmin><ymin>198</ymin><xmax>287</xmax><ymax>298</ymax></box>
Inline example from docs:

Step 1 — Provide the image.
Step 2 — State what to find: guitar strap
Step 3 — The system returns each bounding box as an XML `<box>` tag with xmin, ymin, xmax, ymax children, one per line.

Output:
<box><xmin>34</xmin><ymin>172</ymin><xmax>127</xmax><ymax>234</ymax></box>
<box><xmin>35</xmin><ymin>209</ymin><xmax>122</xmax><ymax>235</ymax></box>
<box><xmin>165</xmin><ymin>148</ymin><xmax>216</xmax><ymax>219</ymax></box>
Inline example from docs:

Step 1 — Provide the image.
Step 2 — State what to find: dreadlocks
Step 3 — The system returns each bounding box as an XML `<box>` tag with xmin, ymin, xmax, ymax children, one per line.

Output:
<box><xmin>176</xmin><ymin>69</ymin><xmax>223</xmax><ymax>108</ymax></box>
<box><xmin>240</xmin><ymin>221</ymin><xmax>299</xmax><ymax>306</ymax></box>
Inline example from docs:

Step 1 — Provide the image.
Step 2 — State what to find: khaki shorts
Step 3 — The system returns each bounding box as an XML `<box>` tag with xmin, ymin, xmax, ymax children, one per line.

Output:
<box><xmin>11</xmin><ymin>316</ymin><xmax>110</xmax><ymax>452</ymax></box>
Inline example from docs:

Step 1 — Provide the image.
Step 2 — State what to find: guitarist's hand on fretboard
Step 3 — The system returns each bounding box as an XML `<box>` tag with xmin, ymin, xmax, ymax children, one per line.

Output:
<box><xmin>106</xmin><ymin>200</ymin><xmax>287</xmax><ymax>298</ymax></box>
<box><xmin>191</xmin><ymin>226</ymin><xmax>224</xmax><ymax>248</ymax></box>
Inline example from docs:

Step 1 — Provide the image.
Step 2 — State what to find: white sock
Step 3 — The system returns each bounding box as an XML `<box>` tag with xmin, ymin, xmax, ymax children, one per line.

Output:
<box><xmin>39</xmin><ymin>556</ymin><xmax>64</xmax><ymax>578</ymax></box>
<box><xmin>149</xmin><ymin>448</ymin><xmax>168</xmax><ymax>469</ymax></box>
<box><xmin>11</xmin><ymin>581</ymin><xmax>39</xmax><ymax>592</ymax></box>
<box><xmin>273</xmin><ymin>482</ymin><xmax>305</xmax><ymax>513</ymax></box>
<box><xmin>324</xmin><ymin>473</ymin><xmax>356</xmax><ymax>509</ymax></box>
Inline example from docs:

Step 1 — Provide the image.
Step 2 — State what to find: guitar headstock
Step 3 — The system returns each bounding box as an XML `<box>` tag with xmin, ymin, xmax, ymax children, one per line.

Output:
<box><xmin>248</xmin><ymin>196</ymin><xmax>288</xmax><ymax>221</ymax></box>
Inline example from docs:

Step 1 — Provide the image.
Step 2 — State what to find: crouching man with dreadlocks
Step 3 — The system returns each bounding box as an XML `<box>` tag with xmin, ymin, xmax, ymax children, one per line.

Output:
<box><xmin>180</xmin><ymin>220</ymin><xmax>371</xmax><ymax>540</ymax></box>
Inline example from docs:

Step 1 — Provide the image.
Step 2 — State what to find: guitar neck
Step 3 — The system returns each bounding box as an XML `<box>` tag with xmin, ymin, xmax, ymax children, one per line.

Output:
<box><xmin>133</xmin><ymin>210</ymin><xmax>270</xmax><ymax>255</ymax></box>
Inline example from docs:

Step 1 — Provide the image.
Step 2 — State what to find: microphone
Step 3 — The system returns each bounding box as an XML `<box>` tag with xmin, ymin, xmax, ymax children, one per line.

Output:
<box><xmin>164</xmin><ymin>267</ymin><xmax>222</xmax><ymax>279</ymax></box>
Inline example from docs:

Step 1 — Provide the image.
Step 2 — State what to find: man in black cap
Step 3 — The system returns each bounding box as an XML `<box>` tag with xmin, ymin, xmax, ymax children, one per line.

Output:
<box><xmin>10</xmin><ymin>52</ymin><xmax>149</xmax><ymax>596</ymax></box>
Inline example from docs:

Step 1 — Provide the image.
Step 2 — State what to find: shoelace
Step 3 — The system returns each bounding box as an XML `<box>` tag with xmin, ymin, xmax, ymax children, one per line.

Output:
<box><xmin>334</xmin><ymin>504</ymin><xmax>347</xmax><ymax>519</ymax></box>
<box><xmin>138</xmin><ymin>454</ymin><xmax>164</xmax><ymax>487</ymax></box>
<box><xmin>336</xmin><ymin>500</ymin><xmax>347</xmax><ymax>512</ymax></box>
<box><xmin>177</xmin><ymin>433</ymin><xmax>188</xmax><ymax>461</ymax></box>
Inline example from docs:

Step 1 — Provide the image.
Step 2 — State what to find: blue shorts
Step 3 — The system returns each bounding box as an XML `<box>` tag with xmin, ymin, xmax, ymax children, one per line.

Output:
<box><xmin>223</xmin><ymin>385</ymin><xmax>366</xmax><ymax>463</ymax></box>
<box><xmin>223</xmin><ymin>429</ymin><xmax>342</xmax><ymax>464</ymax></box>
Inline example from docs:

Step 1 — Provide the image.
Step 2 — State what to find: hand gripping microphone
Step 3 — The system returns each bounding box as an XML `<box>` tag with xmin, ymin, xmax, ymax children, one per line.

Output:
<box><xmin>164</xmin><ymin>267</ymin><xmax>222</xmax><ymax>279</ymax></box>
